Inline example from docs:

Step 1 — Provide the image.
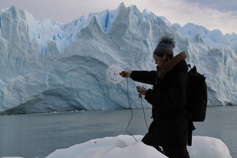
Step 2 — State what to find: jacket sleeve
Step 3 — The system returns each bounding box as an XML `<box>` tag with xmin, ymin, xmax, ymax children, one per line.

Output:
<box><xmin>145</xmin><ymin>72</ymin><xmax>189</xmax><ymax>113</ymax></box>
<box><xmin>130</xmin><ymin>70</ymin><xmax>156</xmax><ymax>85</ymax></box>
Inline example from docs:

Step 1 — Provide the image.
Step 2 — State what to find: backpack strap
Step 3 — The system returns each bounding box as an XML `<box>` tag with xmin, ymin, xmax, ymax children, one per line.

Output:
<box><xmin>186</xmin><ymin>63</ymin><xmax>197</xmax><ymax>146</ymax></box>
<box><xmin>188</xmin><ymin>122</ymin><xmax>196</xmax><ymax>146</ymax></box>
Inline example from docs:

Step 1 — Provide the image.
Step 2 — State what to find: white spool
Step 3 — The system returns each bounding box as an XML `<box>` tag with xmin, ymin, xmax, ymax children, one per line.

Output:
<box><xmin>106</xmin><ymin>65</ymin><xmax>123</xmax><ymax>85</ymax></box>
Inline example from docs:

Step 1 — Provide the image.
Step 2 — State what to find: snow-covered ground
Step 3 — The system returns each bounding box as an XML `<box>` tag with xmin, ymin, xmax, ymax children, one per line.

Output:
<box><xmin>47</xmin><ymin>135</ymin><xmax>232</xmax><ymax>158</ymax></box>
<box><xmin>3</xmin><ymin>135</ymin><xmax>232</xmax><ymax>158</ymax></box>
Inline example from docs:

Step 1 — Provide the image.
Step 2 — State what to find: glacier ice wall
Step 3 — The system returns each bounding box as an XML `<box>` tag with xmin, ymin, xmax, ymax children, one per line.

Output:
<box><xmin>0</xmin><ymin>3</ymin><xmax>236</xmax><ymax>115</ymax></box>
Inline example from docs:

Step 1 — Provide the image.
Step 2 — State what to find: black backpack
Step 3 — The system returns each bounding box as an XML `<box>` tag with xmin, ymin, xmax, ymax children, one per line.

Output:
<box><xmin>187</xmin><ymin>65</ymin><xmax>207</xmax><ymax>122</ymax></box>
<box><xmin>187</xmin><ymin>65</ymin><xmax>208</xmax><ymax>146</ymax></box>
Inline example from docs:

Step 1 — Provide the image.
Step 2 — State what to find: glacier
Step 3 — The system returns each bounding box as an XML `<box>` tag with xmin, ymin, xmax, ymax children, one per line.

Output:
<box><xmin>0</xmin><ymin>3</ymin><xmax>236</xmax><ymax>115</ymax></box>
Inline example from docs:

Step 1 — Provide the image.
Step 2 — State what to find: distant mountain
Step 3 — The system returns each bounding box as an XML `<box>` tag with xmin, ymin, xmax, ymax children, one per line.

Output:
<box><xmin>0</xmin><ymin>3</ymin><xmax>236</xmax><ymax>115</ymax></box>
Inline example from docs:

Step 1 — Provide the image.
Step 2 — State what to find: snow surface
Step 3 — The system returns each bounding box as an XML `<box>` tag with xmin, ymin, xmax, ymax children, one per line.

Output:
<box><xmin>46</xmin><ymin>135</ymin><xmax>232</xmax><ymax>158</ymax></box>
<box><xmin>0</xmin><ymin>3</ymin><xmax>237</xmax><ymax>114</ymax></box>
<box><xmin>4</xmin><ymin>135</ymin><xmax>231</xmax><ymax>158</ymax></box>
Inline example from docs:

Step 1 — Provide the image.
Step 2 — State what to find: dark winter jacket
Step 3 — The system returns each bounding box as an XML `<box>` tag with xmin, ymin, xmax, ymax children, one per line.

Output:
<box><xmin>130</xmin><ymin>52</ymin><xmax>190</xmax><ymax>148</ymax></box>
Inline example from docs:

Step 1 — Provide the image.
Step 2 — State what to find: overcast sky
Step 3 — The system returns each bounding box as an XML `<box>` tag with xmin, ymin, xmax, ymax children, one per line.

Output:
<box><xmin>0</xmin><ymin>0</ymin><xmax>236</xmax><ymax>34</ymax></box>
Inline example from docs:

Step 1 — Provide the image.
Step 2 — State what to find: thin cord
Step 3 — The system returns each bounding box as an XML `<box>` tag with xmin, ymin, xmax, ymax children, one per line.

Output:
<box><xmin>140</xmin><ymin>96</ymin><xmax>149</xmax><ymax>130</ymax></box>
<box><xmin>125</xmin><ymin>78</ymin><xmax>138</xmax><ymax>142</ymax></box>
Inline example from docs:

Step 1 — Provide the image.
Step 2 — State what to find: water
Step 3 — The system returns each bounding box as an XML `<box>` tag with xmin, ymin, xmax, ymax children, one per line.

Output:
<box><xmin>0</xmin><ymin>106</ymin><xmax>236</xmax><ymax>158</ymax></box>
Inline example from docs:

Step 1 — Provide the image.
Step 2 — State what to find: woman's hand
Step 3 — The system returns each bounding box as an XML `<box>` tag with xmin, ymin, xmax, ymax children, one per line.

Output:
<box><xmin>136</xmin><ymin>86</ymin><xmax>148</xmax><ymax>96</ymax></box>
<box><xmin>120</xmin><ymin>71</ymin><xmax>131</xmax><ymax>78</ymax></box>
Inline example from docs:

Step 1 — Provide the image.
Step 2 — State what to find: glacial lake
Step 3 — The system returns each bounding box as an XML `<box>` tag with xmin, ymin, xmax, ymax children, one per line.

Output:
<box><xmin>0</xmin><ymin>106</ymin><xmax>236</xmax><ymax>158</ymax></box>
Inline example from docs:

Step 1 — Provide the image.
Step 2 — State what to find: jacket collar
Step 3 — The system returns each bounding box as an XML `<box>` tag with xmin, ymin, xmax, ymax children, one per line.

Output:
<box><xmin>158</xmin><ymin>52</ymin><xmax>187</xmax><ymax>78</ymax></box>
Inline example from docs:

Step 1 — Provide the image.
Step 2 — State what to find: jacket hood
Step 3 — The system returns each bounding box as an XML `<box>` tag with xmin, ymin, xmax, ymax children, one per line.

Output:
<box><xmin>158</xmin><ymin>52</ymin><xmax>188</xmax><ymax>78</ymax></box>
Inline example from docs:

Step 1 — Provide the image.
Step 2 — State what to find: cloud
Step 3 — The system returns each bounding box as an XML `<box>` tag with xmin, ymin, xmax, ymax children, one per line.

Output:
<box><xmin>0</xmin><ymin>0</ymin><xmax>124</xmax><ymax>23</ymax></box>
<box><xmin>131</xmin><ymin>0</ymin><xmax>237</xmax><ymax>34</ymax></box>
<box><xmin>0</xmin><ymin>0</ymin><xmax>236</xmax><ymax>34</ymax></box>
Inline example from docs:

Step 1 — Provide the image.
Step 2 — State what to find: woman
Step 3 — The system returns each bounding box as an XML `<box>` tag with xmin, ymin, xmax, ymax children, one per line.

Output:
<box><xmin>120</xmin><ymin>36</ymin><xmax>190</xmax><ymax>158</ymax></box>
